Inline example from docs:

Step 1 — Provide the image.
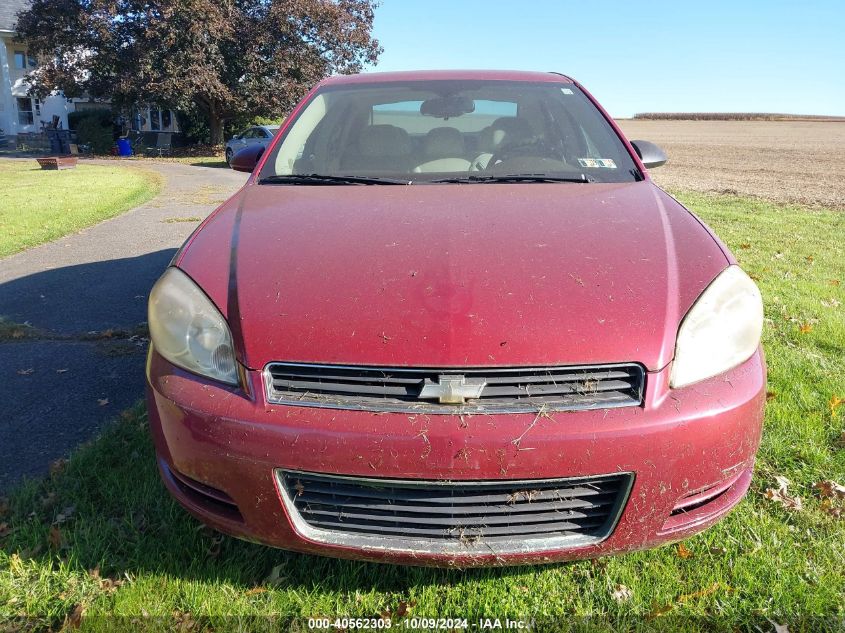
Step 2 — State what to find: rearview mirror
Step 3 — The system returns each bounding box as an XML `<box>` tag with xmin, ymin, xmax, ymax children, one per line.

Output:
<box><xmin>420</xmin><ymin>95</ymin><xmax>475</xmax><ymax>119</ymax></box>
<box><xmin>230</xmin><ymin>145</ymin><xmax>265</xmax><ymax>173</ymax></box>
<box><xmin>630</xmin><ymin>140</ymin><xmax>667</xmax><ymax>169</ymax></box>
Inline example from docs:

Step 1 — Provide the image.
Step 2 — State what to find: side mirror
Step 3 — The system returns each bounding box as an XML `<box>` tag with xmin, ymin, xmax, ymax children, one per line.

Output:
<box><xmin>232</xmin><ymin>134</ymin><xmax>241</xmax><ymax>140</ymax></box>
<box><xmin>230</xmin><ymin>145</ymin><xmax>265</xmax><ymax>173</ymax></box>
<box><xmin>630</xmin><ymin>140</ymin><xmax>667</xmax><ymax>169</ymax></box>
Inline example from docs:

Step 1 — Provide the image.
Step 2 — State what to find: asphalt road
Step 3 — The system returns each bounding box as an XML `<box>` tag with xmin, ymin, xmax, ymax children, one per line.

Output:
<box><xmin>0</xmin><ymin>160</ymin><xmax>247</xmax><ymax>491</ymax></box>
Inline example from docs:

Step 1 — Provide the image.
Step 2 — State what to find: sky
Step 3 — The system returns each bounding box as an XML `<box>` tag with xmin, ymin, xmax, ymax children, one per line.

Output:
<box><xmin>371</xmin><ymin>0</ymin><xmax>845</xmax><ymax>118</ymax></box>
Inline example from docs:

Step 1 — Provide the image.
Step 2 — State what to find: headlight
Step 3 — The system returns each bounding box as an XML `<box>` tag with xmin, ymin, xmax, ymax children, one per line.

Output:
<box><xmin>670</xmin><ymin>265</ymin><xmax>763</xmax><ymax>389</ymax></box>
<box><xmin>148</xmin><ymin>267</ymin><xmax>239</xmax><ymax>385</ymax></box>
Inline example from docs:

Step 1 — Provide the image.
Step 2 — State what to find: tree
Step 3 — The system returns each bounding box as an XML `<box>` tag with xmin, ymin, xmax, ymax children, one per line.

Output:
<box><xmin>17</xmin><ymin>0</ymin><xmax>381</xmax><ymax>144</ymax></box>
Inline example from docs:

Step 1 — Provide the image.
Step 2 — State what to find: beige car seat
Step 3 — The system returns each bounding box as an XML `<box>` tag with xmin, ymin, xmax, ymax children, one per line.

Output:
<box><xmin>413</xmin><ymin>127</ymin><xmax>472</xmax><ymax>173</ymax></box>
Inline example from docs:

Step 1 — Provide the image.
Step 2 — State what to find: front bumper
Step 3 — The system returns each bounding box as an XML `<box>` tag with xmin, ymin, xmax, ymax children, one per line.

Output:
<box><xmin>146</xmin><ymin>349</ymin><xmax>765</xmax><ymax>567</ymax></box>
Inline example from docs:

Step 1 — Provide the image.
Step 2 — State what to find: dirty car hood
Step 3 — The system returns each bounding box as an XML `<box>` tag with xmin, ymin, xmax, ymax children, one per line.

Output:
<box><xmin>178</xmin><ymin>181</ymin><xmax>728</xmax><ymax>371</ymax></box>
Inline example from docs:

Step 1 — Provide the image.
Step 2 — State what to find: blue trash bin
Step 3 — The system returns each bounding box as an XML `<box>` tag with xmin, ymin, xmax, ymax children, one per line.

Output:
<box><xmin>117</xmin><ymin>137</ymin><xmax>132</xmax><ymax>156</ymax></box>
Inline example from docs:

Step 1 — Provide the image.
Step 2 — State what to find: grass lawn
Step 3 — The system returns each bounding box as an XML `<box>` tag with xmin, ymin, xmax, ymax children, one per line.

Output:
<box><xmin>0</xmin><ymin>159</ymin><xmax>162</xmax><ymax>258</ymax></box>
<box><xmin>0</xmin><ymin>192</ymin><xmax>843</xmax><ymax>631</ymax></box>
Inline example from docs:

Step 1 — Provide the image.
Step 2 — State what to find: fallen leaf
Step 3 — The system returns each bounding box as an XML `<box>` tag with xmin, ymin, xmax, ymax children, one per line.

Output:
<box><xmin>97</xmin><ymin>398</ymin><xmax>109</xmax><ymax>407</ymax></box>
<box><xmin>381</xmin><ymin>600</ymin><xmax>416</xmax><ymax>619</ymax></box>
<box><xmin>49</xmin><ymin>526</ymin><xmax>65</xmax><ymax>549</ymax></box>
<box><xmin>97</xmin><ymin>577</ymin><xmax>124</xmax><ymax>593</ymax></box>
<box><xmin>709</xmin><ymin>546</ymin><xmax>728</xmax><ymax>555</ymax></box>
<box><xmin>830</xmin><ymin>395</ymin><xmax>843</xmax><ymax>417</ymax></box>
<box><xmin>821</xmin><ymin>298</ymin><xmax>842</xmax><ymax>308</ymax></box>
<box><xmin>798</xmin><ymin>323</ymin><xmax>813</xmax><ymax>334</ymax></box>
<box><xmin>293</xmin><ymin>480</ymin><xmax>305</xmax><ymax>496</ymax></box>
<box><xmin>739</xmin><ymin>243</ymin><xmax>751</xmax><ymax>249</ymax></box>
<box><xmin>819</xmin><ymin>497</ymin><xmax>843</xmax><ymax>518</ymax></box>
<box><xmin>394</xmin><ymin>600</ymin><xmax>415</xmax><ymax>618</ymax></box>
<box><xmin>88</xmin><ymin>566</ymin><xmax>100</xmax><ymax>580</ymax></box>
<box><xmin>647</xmin><ymin>602</ymin><xmax>674</xmax><ymax>619</ymax></box>
<box><xmin>49</xmin><ymin>458</ymin><xmax>68</xmax><ymax>476</ymax></box>
<box><xmin>65</xmin><ymin>604</ymin><xmax>85</xmax><ymax>629</ymax></box>
<box><xmin>769</xmin><ymin>622</ymin><xmax>790</xmax><ymax>633</ymax></box>
<box><xmin>16</xmin><ymin>368</ymin><xmax>34</xmax><ymax>375</ymax></box>
<box><xmin>829</xmin><ymin>279</ymin><xmax>841</xmax><ymax>286</ymax></box>
<box><xmin>764</xmin><ymin>476</ymin><xmax>803</xmax><ymax>511</ymax></box>
<box><xmin>805</xmin><ymin>255</ymin><xmax>814</xmax><ymax>263</ymax></box>
<box><xmin>678</xmin><ymin>582</ymin><xmax>723</xmax><ymax>603</ymax></box>
<box><xmin>676</xmin><ymin>542</ymin><xmax>693</xmax><ymax>559</ymax></box>
<box><xmin>766</xmin><ymin>390</ymin><xmax>777</xmax><ymax>401</ymax></box>
<box><xmin>773</xmin><ymin>252</ymin><xmax>784</xmax><ymax>259</ymax></box>
<box><xmin>611</xmin><ymin>584</ymin><xmax>633</xmax><ymax>602</ymax></box>
<box><xmin>813</xmin><ymin>480</ymin><xmax>845</xmax><ymax>499</ymax></box>
<box><xmin>245</xmin><ymin>587</ymin><xmax>267</xmax><ymax>596</ymax></box>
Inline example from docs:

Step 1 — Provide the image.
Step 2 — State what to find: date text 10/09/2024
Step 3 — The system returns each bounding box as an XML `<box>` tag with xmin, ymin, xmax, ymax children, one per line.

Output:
<box><xmin>307</xmin><ymin>618</ymin><xmax>534</xmax><ymax>630</ymax></box>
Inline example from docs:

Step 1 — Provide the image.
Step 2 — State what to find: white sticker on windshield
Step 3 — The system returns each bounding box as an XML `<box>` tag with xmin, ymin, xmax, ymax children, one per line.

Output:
<box><xmin>561</xmin><ymin>88</ymin><xmax>574</xmax><ymax>95</ymax></box>
<box><xmin>578</xmin><ymin>158</ymin><xmax>617</xmax><ymax>169</ymax></box>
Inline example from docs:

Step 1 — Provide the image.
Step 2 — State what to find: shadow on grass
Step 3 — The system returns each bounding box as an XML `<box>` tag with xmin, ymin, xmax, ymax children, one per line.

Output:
<box><xmin>0</xmin><ymin>405</ymin><xmax>539</xmax><ymax>602</ymax></box>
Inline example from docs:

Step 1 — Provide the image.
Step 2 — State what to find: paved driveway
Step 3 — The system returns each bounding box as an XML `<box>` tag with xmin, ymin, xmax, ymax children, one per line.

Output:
<box><xmin>0</xmin><ymin>161</ymin><xmax>247</xmax><ymax>491</ymax></box>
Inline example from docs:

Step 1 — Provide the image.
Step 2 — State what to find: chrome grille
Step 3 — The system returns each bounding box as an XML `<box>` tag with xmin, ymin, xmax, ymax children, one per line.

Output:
<box><xmin>278</xmin><ymin>470</ymin><xmax>633</xmax><ymax>554</ymax></box>
<box><xmin>264</xmin><ymin>363</ymin><xmax>645</xmax><ymax>413</ymax></box>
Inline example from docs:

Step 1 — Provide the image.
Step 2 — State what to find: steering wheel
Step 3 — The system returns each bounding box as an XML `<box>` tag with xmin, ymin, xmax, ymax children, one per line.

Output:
<box><xmin>487</xmin><ymin>138</ymin><xmax>557</xmax><ymax>169</ymax></box>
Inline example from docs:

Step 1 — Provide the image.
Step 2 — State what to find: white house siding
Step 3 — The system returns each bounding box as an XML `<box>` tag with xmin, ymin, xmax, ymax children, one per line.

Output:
<box><xmin>0</xmin><ymin>33</ymin><xmax>15</xmax><ymax>135</ymax></box>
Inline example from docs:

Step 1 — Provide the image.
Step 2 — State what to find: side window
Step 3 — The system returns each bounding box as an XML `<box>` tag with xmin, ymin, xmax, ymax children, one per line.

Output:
<box><xmin>14</xmin><ymin>51</ymin><xmax>26</xmax><ymax>70</ymax></box>
<box><xmin>242</xmin><ymin>129</ymin><xmax>256</xmax><ymax>139</ymax></box>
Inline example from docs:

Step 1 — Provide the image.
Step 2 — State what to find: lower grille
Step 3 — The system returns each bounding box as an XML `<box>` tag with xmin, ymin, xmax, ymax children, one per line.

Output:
<box><xmin>163</xmin><ymin>462</ymin><xmax>244</xmax><ymax>523</ymax></box>
<box><xmin>278</xmin><ymin>470</ymin><xmax>633</xmax><ymax>554</ymax></box>
<box><xmin>265</xmin><ymin>363</ymin><xmax>645</xmax><ymax>413</ymax></box>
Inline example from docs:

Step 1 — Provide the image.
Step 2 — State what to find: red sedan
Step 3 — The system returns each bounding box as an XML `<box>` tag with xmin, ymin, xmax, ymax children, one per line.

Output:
<box><xmin>146</xmin><ymin>70</ymin><xmax>765</xmax><ymax>567</ymax></box>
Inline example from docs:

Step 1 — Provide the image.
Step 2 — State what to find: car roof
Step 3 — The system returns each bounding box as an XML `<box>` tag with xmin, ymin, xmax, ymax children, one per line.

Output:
<box><xmin>320</xmin><ymin>70</ymin><xmax>574</xmax><ymax>86</ymax></box>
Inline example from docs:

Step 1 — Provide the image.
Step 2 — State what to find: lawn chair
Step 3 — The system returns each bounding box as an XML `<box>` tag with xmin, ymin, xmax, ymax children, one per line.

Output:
<box><xmin>128</xmin><ymin>130</ymin><xmax>145</xmax><ymax>155</ymax></box>
<box><xmin>145</xmin><ymin>132</ymin><xmax>172</xmax><ymax>157</ymax></box>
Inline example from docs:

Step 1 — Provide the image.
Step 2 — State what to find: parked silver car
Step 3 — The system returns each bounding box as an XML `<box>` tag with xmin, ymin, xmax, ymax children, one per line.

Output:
<box><xmin>225</xmin><ymin>125</ymin><xmax>280</xmax><ymax>165</ymax></box>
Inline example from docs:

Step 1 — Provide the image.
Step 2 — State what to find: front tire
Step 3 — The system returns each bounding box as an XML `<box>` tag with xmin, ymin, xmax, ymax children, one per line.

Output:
<box><xmin>225</xmin><ymin>147</ymin><xmax>233</xmax><ymax>166</ymax></box>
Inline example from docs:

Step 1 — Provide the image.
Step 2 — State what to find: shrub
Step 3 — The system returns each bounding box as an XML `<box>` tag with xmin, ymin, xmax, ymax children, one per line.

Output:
<box><xmin>68</xmin><ymin>109</ymin><xmax>114</xmax><ymax>154</ymax></box>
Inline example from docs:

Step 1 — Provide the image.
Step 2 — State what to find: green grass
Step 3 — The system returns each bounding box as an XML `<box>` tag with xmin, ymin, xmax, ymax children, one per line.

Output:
<box><xmin>0</xmin><ymin>159</ymin><xmax>162</xmax><ymax>258</ymax></box>
<box><xmin>1</xmin><ymin>192</ymin><xmax>844</xmax><ymax>631</ymax></box>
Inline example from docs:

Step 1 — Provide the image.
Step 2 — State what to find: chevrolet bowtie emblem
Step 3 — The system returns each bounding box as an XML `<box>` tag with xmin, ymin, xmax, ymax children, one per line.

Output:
<box><xmin>418</xmin><ymin>374</ymin><xmax>486</xmax><ymax>404</ymax></box>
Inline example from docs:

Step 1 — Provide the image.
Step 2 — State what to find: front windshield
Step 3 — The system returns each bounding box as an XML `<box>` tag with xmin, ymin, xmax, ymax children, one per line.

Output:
<box><xmin>259</xmin><ymin>79</ymin><xmax>640</xmax><ymax>183</ymax></box>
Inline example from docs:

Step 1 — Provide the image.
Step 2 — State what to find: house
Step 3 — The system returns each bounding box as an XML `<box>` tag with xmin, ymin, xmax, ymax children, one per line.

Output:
<box><xmin>1</xmin><ymin>0</ymin><xmax>180</xmax><ymax>141</ymax></box>
<box><xmin>0</xmin><ymin>0</ymin><xmax>71</xmax><ymax>137</ymax></box>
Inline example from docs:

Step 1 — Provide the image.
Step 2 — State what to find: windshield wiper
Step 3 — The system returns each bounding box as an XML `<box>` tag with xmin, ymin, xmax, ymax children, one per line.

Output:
<box><xmin>431</xmin><ymin>173</ymin><xmax>595</xmax><ymax>184</ymax></box>
<box><xmin>259</xmin><ymin>174</ymin><xmax>410</xmax><ymax>185</ymax></box>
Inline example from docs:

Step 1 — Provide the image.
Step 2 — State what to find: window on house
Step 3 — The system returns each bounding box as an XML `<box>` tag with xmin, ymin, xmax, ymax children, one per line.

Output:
<box><xmin>161</xmin><ymin>109</ymin><xmax>172</xmax><ymax>130</ymax></box>
<box><xmin>14</xmin><ymin>51</ymin><xmax>26</xmax><ymax>70</ymax></box>
<box><xmin>149</xmin><ymin>107</ymin><xmax>161</xmax><ymax>131</ymax></box>
<box><xmin>28</xmin><ymin>55</ymin><xmax>37</xmax><ymax>68</ymax></box>
<box><xmin>16</xmin><ymin>98</ymin><xmax>34</xmax><ymax>125</ymax></box>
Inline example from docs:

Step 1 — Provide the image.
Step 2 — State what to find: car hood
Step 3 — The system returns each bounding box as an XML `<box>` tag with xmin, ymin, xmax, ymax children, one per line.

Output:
<box><xmin>178</xmin><ymin>181</ymin><xmax>728</xmax><ymax>371</ymax></box>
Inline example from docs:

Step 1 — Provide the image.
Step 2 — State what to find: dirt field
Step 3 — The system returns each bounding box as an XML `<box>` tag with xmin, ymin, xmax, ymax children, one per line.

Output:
<box><xmin>616</xmin><ymin>120</ymin><xmax>845</xmax><ymax>209</ymax></box>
